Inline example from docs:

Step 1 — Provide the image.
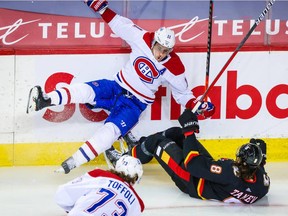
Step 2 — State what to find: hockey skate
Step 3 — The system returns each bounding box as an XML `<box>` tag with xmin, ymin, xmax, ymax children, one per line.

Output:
<box><xmin>123</xmin><ymin>131</ymin><xmax>140</xmax><ymax>151</ymax></box>
<box><xmin>55</xmin><ymin>156</ymin><xmax>76</xmax><ymax>174</ymax></box>
<box><xmin>26</xmin><ymin>85</ymin><xmax>52</xmax><ymax>114</ymax></box>
<box><xmin>104</xmin><ymin>146</ymin><xmax>122</xmax><ymax>169</ymax></box>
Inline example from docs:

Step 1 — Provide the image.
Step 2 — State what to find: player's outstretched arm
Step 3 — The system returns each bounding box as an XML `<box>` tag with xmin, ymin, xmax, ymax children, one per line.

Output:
<box><xmin>85</xmin><ymin>0</ymin><xmax>108</xmax><ymax>14</ymax></box>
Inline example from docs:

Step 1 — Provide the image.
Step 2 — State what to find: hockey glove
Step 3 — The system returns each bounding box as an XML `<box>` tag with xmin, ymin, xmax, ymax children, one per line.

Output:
<box><xmin>195</xmin><ymin>101</ymin><xmax>215</xmax><ymax>119</ymax></box>
<box><xmin>85</xmin><ymin>0</ymin><xmax>108</xmax><ymax>14</ymax></box>
<box><xmin>250</xmin><ymin>138</ymin><xmax>267</xmax><ymax>165</ymax></box>
<box><xmin>187</xmin><ymin>99</ymin><xmax>215</xmax><ymax>119</ymax></box>
<box><xmin>178</xmin><ymin>109</ymin><xmax>199</xmax><ymax>136</ymax></box>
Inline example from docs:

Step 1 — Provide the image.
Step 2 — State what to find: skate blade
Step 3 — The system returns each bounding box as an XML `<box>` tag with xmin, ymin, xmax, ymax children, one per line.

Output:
<box><xmin>54</xmin><ymin>166</ymin><xmax>65</xmax><ymax>173</ymax></box>
<box><xmin>103</xmin><ymin>152</ymin><xmax>115</xmax><ymax>169</ymax></box>
<box><xmin>119</xmin><ymin>137</ymin><xmax>128</xmax><ymax>154</ymax></box>
<box><xmin>26</xmin><ymin>86</ymin><xmax>39</xmax><ymax>114</ymax></box>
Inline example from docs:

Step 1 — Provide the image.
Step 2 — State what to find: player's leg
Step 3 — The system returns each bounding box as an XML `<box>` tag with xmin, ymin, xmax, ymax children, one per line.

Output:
<box><xmin>103</xmin><ymin>145</ymin><xmax>122</xmax><ymax>168</ymax></box>
<box><xmin>125</xmin><ymin>127</ymin><xmax>184</xmax><ymax>162</ymax></box>
<box><xmin>153</xmin><ymin>138</ymin><xmax>191</xmax><ymax>193</ymax></box>
<box><xmin>160</xmin><ymin>126</ymin><xmax>185</xmax><ymax>148</ymax></box>
<box><xmin>57</xmin><ymin>93</ymin><xmax>146</xmax><ymax>174</ymax></box>
<box><xmin>27</xmin><ymin>79</ymin><xmax>117</xmax><ymax>113</ymax></box>
<box><xmin>130</xmin><ymin>133</ymin><xmax>190</xmax><ymax>193</ymax></box>
<box><xmin>103</xmin><ymin>95</ymin><xmax>148</xmax><ymax>166</ymax></box>
<box><xmin>128</xmin><ymin>133</ymin><xmax>166</xmax><ymax>164</ymax></box>
<box><xmin>160</xmin><ymin>126</ymin><xmax>212</xmax><ymax>158</ymax></box>
<box><xmin>27</xmin><ymin>85</ymin><xmax>53</xmax><ymax>113</ymax></box>
<box><xmin>57</xmin><ymin>122</ymin><xmax>121</xmax><ymax>174</ymax></box>
<box><xmin>27</xmin><ymin>83</ymin><xmax>96</xmax><ymax>113</ymax></box>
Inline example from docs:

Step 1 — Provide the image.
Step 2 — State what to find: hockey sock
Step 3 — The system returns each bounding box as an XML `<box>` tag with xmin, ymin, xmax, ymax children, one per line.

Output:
<box><xmin>71</xmin><ymin>123</ymin><xmax>121</xmax><ymax>167</ymax></box>
<box><xmin>47</xmin><ymin>83</ymin><xmax>95</xmax><ymax>105</ymax></box>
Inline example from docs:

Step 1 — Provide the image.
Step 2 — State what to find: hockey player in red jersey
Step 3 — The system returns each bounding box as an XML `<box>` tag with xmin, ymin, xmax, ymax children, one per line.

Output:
<box><xmin>55</xmin><ymin>155</ymin><xmax>144</xmax><ymax>215</ymax></box>
<box><xmin>26</xmin><ymin>0</ymin><xmax>215</xmax><ymax>174</ymax></box>
<box><xmin>107</xmin><ymin>110</ymin><xmax>270</xmax><ymax>204</ymax></box>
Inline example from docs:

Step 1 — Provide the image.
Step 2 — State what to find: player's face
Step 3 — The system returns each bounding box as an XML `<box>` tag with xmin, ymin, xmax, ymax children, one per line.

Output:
<box><xmin>152</xmin><ymin>42</ymin><xmax>171</xmax><ymax>62</ymax></box>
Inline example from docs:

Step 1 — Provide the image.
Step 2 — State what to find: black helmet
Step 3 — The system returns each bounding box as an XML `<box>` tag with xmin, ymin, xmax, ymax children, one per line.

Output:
<box><xmin>236</xmin><ymin>143</ymin><xmax>263</xmax><ymax>168</ymax></box>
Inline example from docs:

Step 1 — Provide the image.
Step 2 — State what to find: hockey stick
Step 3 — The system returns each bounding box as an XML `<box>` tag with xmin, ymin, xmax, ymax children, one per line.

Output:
<box><xmin>204</xmin><ymin>0</ymin><xmax>214</xmax><ymax>101</ymax></box>
<box><xmin>192</xmin><ymin>0</ymin><xmax>276</xmax><ymax>113</ymax></box>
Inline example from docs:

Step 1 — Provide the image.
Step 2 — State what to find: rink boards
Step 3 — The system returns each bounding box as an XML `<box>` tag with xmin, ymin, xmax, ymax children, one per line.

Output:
<box><xmin>0</xmin><ymin>52</ymin><xmax>287</xmax><ymax>165</ymax></box>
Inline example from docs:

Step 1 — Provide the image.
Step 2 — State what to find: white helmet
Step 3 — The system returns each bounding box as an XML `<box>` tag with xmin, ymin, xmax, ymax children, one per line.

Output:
<box><xmin>115</xmin><ymin>155</ymin><xmax>143</xmax><ymax>184</ymax></box>
<box><xmin>153</xmin><ymin>27</ymin><xmax>176</xmax><ymax>49</ymax></box>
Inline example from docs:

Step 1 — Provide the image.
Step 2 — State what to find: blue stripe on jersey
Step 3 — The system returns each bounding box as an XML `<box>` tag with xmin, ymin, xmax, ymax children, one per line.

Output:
<box><xmin>144</xmin><ymin>99</ymin><xmax>154</xmax><ymax>104</ymax></box>
<box><xmin>116</xmin><ymin>73</ymin><xmax>122</xmax><ymax>83</ymax></box>
<box><xmin>79</xmin><ymin>147</ymin><xmax>91</xmax><ymax>162</ymax></box>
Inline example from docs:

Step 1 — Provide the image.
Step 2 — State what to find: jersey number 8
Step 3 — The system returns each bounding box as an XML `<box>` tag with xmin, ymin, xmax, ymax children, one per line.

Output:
<box><xmin>210</xmin><ymin>164</ymin><xmax>222</xmax><ymax>174</ymax></box>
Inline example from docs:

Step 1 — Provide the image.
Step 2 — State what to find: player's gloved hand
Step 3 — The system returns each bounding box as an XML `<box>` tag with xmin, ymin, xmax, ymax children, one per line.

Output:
<box><xmin>250</xmin><ymin>138</ymin><xmax>267</xmax><ymax>165</ymax></box>
<box><xmin>178</xmin><ymin>109</ymin><xmax>199</xmax><ymax>135</ymax></box>
<box><xmin>187</xmin><ymin>98</ymin><xmax>215</xmax><ymax>119</ymax></box>
<box><xmin>84</xmin><ymin>0</ymin><xmax>108</xmax><ymax>14</ymax></box>
<box><xmin>195</xmin><ymin>101</ymin><xmax>215</xmax><ymax>119</ymax></box>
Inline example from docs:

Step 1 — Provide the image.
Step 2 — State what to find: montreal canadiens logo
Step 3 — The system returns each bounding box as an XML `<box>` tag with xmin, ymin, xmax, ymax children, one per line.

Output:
<box><xmin>134</xmin><ymin>57</ymin><xmax>164</xmax><ymax>83</ymax></box>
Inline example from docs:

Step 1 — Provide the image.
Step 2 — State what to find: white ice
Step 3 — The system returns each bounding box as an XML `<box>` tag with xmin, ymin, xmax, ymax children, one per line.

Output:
<box><xmin>0</xmin><ymin>162</ymin><xmax>287</xmax><ymax>216</ymax></box>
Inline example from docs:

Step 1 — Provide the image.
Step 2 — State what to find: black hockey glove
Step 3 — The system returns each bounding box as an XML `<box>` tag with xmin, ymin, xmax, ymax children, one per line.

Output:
<box><xmin>250</xmin><ymin>138</ymin><xmax>267</xmax><ymax>165</ymax></box>
<box><xmin>178</xmin><ymin>109</ymin><xmax>199</xmax><ymax>135</ymax></box>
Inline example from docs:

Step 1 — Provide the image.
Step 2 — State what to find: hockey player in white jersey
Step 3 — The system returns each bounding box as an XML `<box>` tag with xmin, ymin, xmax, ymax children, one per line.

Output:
<box><xmin>55</xmin><ymin>155</ymin><xmax>144</xmax><ymax>215</ymax></box>
<box><xmin>27</xmin><ymin>0</ymin><xmax>215</xmax><ymax>174</ymax></box>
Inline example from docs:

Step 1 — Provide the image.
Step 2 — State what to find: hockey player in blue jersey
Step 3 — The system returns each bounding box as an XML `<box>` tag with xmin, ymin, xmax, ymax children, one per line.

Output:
<box><xmin>27</xmin><ymin>0</ymin><xmax>215</xmax><ymax>174</ymax></box>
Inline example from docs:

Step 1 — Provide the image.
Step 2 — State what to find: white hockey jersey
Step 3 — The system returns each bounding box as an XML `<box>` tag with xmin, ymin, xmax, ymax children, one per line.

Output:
<box><xmin>103</xmin><ymin>9</ymin><xmax>195</xmax><ymax>106</ymax></box>
<box><xmin>55</xmin><ymin>169</ymin><xmax>144</xmax><ymax>216</ymax></box>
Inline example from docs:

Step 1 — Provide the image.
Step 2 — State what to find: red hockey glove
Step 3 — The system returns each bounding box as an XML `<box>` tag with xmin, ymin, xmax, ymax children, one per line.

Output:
<box><xmin>85</xmin><ymin>0</ymin><xmax>108</xmax><ymax>14</ymax></box>
<box><xmin>196</xmin><ymin>101</ymin><xmax>215</xmax><ymax>119</ymax></box>
<box><xmin>178</xmin><ymin>109</ymin><xmax>199</xmax><ymax>136</ymax></box>
<box><xmin>187</xmin><ymin>99</ymin><xmax>215</xmax><ymax>119</ymax></box>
